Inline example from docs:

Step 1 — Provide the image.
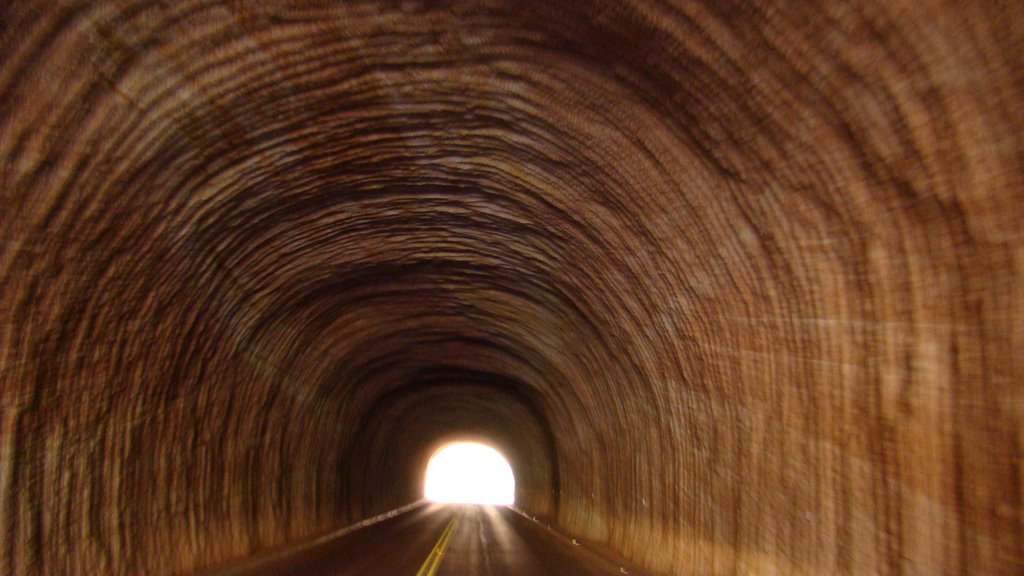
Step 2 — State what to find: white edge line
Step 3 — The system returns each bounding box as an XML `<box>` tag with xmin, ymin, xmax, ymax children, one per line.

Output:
<box><xmin>203</xmin><ymin>500</ymin><xmax>431</xmax><ymax>575</ymax></box>
<box><xmin>307</xmin><ymin>499</ymin><xmax>429</xmax><ymax>546</ymax></box>
<box><xmin>506</xmin><ymin>505</ymin><xmax>637</xmax><ymax>575</ymax></box>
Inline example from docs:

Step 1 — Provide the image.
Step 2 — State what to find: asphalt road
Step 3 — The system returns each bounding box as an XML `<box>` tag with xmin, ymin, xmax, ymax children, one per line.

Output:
<box><xmin>205</xmin><ymin>503</ymin><xmax>635</xmax><ymax>576</ymax></box>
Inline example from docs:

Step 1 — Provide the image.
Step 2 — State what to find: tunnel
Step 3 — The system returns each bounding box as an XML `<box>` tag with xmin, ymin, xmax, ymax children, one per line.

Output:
<box><xmin>1</xmin><ymin>0</ymin><xmax>1022</xmax><ymax>575</ymax></box>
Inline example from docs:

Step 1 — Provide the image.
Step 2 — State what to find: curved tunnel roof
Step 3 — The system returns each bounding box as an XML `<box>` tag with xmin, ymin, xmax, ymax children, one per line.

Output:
<box><xmin>1</xmin><ymin>1</ymin><xmax>1021</xmax><ymax>575</ymax></box>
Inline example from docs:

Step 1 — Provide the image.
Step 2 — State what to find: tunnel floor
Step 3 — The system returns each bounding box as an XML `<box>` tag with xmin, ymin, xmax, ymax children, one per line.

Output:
<box><xmin>202</xmin><ymin>503</ymin><xmax>636</xmax><ymax>576</ymax></box>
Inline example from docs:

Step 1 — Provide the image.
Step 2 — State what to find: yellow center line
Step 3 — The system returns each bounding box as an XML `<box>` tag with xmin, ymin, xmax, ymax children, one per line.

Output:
<box><xmin>415</xmin><ymin>511</ymin><xmax>459</xmax><ymax>576</ymax></box>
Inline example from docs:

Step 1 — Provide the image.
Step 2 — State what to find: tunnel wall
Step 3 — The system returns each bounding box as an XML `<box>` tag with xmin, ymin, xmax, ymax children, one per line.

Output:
<box><xmin>1</xmin><ymin>1</ymin><xmax>1022</xmax><ymax>575</ymax></box>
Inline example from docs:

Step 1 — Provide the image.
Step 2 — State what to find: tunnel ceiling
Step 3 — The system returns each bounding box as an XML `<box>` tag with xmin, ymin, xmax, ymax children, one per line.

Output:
<box><xmin>1</xmin><ymin>1</ymin><xmax>1022</xmax><ymax>575</ymax></box>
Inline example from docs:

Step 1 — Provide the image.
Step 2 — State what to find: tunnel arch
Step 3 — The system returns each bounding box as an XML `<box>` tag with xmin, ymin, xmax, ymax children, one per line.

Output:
<box><xmin>423</xmin><ymin>441</ymin><xmax>516</xmax><ymax>505</ymax></box>
<box><xmin>1</xmin><ymin>1</ymin><xmax>1022</xmax><ymax>576</ymax></box>
<box><xmin>341</xmin><ymin>375</ymin><xmax>560</xmax><ymax>520</ymax></box>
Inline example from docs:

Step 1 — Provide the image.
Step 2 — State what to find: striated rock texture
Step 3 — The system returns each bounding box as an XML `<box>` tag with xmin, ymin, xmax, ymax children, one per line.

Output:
<box><xmin>1</xmin><ymin>1</ymin><xmax>1022</xmax><ymax>574</ymax></box>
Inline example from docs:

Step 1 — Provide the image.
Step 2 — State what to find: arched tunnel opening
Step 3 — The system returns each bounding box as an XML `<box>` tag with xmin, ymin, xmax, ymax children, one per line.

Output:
<box><xmin>1</xmin><ymin>1</ymin><xmax>1021</xmax><ymax>575</ymax></box>
<box><xmin>423</xmin><ymin>441</ymin><xmax>515</xmax><ymax>505</ymax></box>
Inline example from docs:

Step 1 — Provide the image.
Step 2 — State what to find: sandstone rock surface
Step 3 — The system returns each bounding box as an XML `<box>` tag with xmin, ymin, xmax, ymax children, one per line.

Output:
<box><xmin>1</xmin><ymin>1</ymin><xmax>1021</xmax><ymax>574</ymax></box>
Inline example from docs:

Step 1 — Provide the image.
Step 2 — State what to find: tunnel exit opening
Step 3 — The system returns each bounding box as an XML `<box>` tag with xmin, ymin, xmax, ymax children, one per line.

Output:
<box><xmin>424</xmin><ymin>442</ymin><xmax>515</xmax><ymax>505</ymax></box>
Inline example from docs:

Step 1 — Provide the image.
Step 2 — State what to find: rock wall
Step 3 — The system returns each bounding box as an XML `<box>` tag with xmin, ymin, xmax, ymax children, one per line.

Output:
<box><xmin>1</xmin><ymin>1</ymin><xmax>1021</xmax><ymax>574</ymax></box>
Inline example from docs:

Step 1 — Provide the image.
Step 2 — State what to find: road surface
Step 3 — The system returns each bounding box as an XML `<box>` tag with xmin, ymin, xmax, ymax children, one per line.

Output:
<box><xmin>205</xmin><ymin>503</ymin><xmax>638</xmax><ymax>576</ymax></box>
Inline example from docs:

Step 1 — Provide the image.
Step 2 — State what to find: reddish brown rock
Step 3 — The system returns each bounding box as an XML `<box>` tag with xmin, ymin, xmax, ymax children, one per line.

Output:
<box><xmin>1</xmin><ymin>1</ymin><xmax>1021</xmax><ymax>574</ymax></box>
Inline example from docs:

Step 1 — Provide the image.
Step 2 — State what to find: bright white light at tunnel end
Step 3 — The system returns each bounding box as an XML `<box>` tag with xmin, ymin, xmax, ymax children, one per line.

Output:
<box><xmin>424</xmin><ymin>442</ymin><xmax>515</xmax><ymax>505</ymax></box>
